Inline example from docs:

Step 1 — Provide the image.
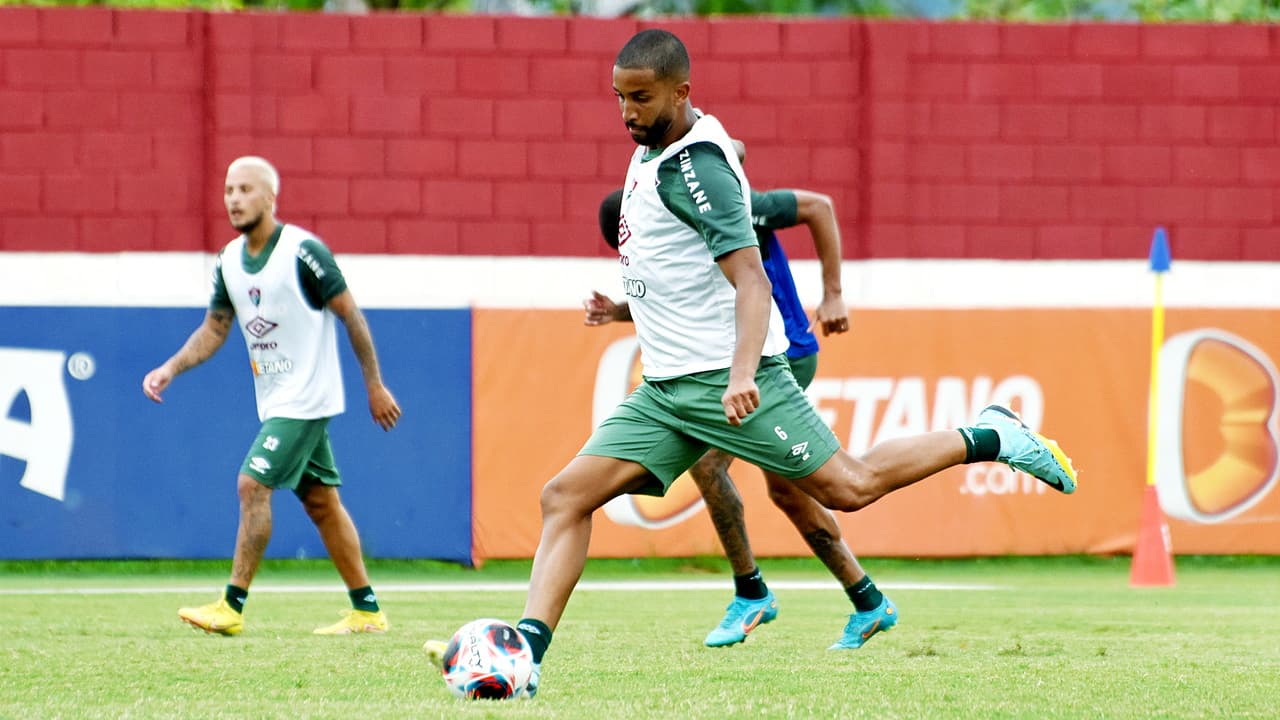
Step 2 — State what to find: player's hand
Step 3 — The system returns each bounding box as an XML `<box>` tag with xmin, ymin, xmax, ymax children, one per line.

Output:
<box><xmin>142</xmin><ymin>367</ymin><xmax>173</xmax><ymax>403</ymax></box>
<box><xmin>368</xmin><ymin>384</ymin><xmax>402</xmax><ymax>431</ymax></box>
<box><xmin>810</xmin><ymin>295</ymin><xmax>850</xmax><ymax>337</ymax></box>
<box><xmin>721</xmin><ymin>378</ymin><xmax>760</xmax><ymax>426</ymax></box>
<box><xmin>583</xmin><ymin>290</ymin><xmax>620</xmax><ymax>326</ymax></box>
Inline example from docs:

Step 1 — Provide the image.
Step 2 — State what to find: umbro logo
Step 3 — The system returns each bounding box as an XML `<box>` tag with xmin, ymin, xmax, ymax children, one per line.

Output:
<box><xmin>244</xmin><ymin>316</ymin><xmax>278</xmax><ymax>338</ymax></box>
<box><xmin>249</xmin><ymin>456</ymin><xmax>271</xmax><ymax>473</ymax></box>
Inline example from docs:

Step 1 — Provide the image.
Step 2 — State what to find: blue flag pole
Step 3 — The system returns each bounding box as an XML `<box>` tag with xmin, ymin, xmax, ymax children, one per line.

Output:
<box><xmin>1132</xmin><ymin>227</ymin><xmax>1175</xmax><ymax>587</ymax></box>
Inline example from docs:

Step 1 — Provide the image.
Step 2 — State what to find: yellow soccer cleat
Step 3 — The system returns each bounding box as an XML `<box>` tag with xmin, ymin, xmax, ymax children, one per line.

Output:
<box><xmin>313</xmin><ymin>609</ymin><xmax>388</xmax><ymax>635</ymax></box>
<box><xmin>423</xmin><ymin>639</ymin><xmax>448</xmax><ymax>671</ymax></box>
<box><xmin>178</xmin><ymin>598</ymin><xmax>243</xmax><ymax>636</ymax></box>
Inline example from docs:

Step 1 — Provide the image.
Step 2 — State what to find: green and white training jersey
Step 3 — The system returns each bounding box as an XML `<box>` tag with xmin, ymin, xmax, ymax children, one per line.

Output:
<box><xmin>617</xmin><ymin>113</ymin><xmax>788</xmax><ymax>380</ymax></box>
<box><xmin>211</xmin><ymin>223</ymin><xmax>347</xmax><ymax>422</ymax></box>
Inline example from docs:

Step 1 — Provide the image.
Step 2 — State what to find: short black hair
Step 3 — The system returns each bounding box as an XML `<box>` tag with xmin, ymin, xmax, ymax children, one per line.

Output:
<box><xmin>615</xmin><ymin>29</ymin><xmax>690</xmax><ymax>83</ymax></box>
<box><xmin>599</xmin><ymin>188</ymin><xmax>624</xmax><ymax>250</ymax></box>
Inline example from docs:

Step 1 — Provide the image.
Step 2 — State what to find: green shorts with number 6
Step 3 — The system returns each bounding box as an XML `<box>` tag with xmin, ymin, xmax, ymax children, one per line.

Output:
<box><xmin>239</xmin><ymin>417</ymin><xmax>341</xmax><ymax>495</ymax></box>
<box><xmin>579</xmin><ymin>354</ymin><xmax>840</xmax><ymax>496</ymax></box>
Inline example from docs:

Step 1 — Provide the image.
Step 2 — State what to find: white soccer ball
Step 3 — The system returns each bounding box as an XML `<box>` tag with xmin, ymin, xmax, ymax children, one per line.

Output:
<box><xmin>437</xmin><ymin>618</ymin><xmax>534</xmax><ymax>700</ymax></box>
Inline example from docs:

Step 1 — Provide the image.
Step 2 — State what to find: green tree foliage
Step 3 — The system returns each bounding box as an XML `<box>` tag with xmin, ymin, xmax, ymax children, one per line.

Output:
<box><xmin>2</xmin><ymin>0</ymin><xmax>1278</xmax><ymax>24</ymax></box>
<box><xmin>640</xmin><ymin>0</ymin><xmax>895</xmax><ymax>15</ymax></box>
<box><xmin>536</xmin><ymin>0</ymin><xmax>1280</xmax><ymax>19</ymax></box>
<box><xmin>0</xmin><ymin>0</ymin><xmax>464</xmax><ymax>8</ymax></box>
<box><xmin>1128</xmin><ymin>0</ymin><xmax>1280</xmax><ymax>20</ymax></box>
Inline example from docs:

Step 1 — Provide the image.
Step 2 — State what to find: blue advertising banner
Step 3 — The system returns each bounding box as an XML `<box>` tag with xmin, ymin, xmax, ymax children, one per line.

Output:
<box><xmin>0</xmin><ymin>307</ymin><xmax>472</xmax><ymax>563</ymax></box>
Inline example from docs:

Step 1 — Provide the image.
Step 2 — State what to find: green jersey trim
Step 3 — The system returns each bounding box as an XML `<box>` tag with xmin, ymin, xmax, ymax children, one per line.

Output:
<box><xmin>210</xmin><ymin>256</ymin><xmax>232</xmax><ymax>310</ymax></box>
<box><xmin>209</xmin><ymin>224</ymin><xmax>284</xmax><ymax>311</ymax></box>
<box><xmin>749</xmin><ymin>189</ymin><xmax>799</xmax><ymax>231</ymax></box>
<box><xmin>209</xmin><ymin>226</ymin><xmax>347</xmax><ymax>312</ymax></box>
<box><xmin>655</xmin><ymin>142</ymin><xmax>757</xmax><ymax>260</ymax></box>
<box><xmin>297</xmin><ymin>238</ymin><xmax>347</xmax><ymax>310</ymax></box>
<box><xmin>241</xmin><ymin>224</ymin><xmax>284</xmax><ymax>274</ymax></box>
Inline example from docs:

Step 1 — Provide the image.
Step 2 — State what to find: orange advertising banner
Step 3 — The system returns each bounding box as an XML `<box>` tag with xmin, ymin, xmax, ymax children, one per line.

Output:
<box><xmin>471</xmin><ymin>308</ymin><xmax>1280</xmax><ymax>562</ymax></box>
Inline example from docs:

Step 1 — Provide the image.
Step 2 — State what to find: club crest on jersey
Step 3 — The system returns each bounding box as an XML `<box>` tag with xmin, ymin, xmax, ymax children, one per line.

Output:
<box><xmin>617</xmin><ymin>216</ymin><xmax>632</xmax><ymax>248</ymax></box>
<box><xmin>248</xmin><ymin>287</ymin><xmax>261</xmax><ymax>307</ymax></box>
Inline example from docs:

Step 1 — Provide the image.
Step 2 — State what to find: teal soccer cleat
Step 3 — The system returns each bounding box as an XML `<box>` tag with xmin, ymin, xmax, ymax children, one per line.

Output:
<box><xmin>518</xmin><ymin>661</ymin><xmax>540</xmax><ymax>699</ymax></box>
<box><xmin>975</xmin><ymin>405</ymin><xmax>1079</xmax><ymax>494</ymax></box>
<box><xmin>829</xmin><ymin>596</ymin><xmax>898</xmax><ymax>650</ymax></box>
<box><xmin>704</xmin><ymin>591</ymin><xmax>778</xmax><ymax>647</ymax></box>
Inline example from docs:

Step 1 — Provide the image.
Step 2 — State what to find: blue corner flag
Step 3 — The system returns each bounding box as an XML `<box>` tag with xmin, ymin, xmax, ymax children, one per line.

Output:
<box><xmin>1149</xmin><ymin>227</ymin><xmax>1171</xmax><ymax>272</ymax></box>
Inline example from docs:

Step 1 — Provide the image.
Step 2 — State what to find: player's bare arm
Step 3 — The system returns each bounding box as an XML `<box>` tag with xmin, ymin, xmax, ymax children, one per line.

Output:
<box><xmin>141</xmin><ymin>308</ymin><xmax>233</xmax><ymax>403</ymax></box>
<box><xmin>792</xmin><ymin>189</ymin><xmax>850</xmax><ymax>337</ymax></box>
<box><xmin>328</xmin><ymin>289</ymin><xmax>402</xmax><ymax>431</ymax></box>
<box><xmin>716</xmin><ymin>245</ymin><xmax>773</xmax><ymax>426</ymax></box>
<box><xmin>583</xmin><ymin>290</ymin><xmax>632</xmax><ymax>326</ymax></box>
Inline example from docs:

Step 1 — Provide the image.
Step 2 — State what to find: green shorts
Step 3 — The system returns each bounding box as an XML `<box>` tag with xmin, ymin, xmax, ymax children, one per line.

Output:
<box><xmin>787</xmin><ymin>352</ymin><xmax>818</xmax><ymax>390</ymax></box>
<box><xmin>239</xmin><ymin>417</ymin><xmax>341</xmax><ymax>495</ymax></box>
<box><xmin>579</xmin><ymin>354</ymin><xmax>840</xmax><ymax>496</ymax></box>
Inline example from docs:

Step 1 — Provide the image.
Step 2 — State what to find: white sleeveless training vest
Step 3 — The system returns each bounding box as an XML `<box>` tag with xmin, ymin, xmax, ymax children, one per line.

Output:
<box><xmin>218</xmin><ymin>224</ymin><xmax>345</xmax><ymax>421</ymax></box>
<box><xmin>618</xmin><ymin>114</ymin><xmax>788</xmax><ymax>379</ymax></box>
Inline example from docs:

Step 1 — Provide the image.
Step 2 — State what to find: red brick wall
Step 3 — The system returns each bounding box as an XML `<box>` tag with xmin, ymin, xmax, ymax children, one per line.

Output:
<box><xmin>1</xmin><ymin>8</ymin><xmax>1276</xmax><ymax>260</ymax></box>
<box><xmin>1</xmin><ymin>7</ymin><xmax>206</xmax><ymax>252</ymax></box>
<box><xmin>864</xmin><ymin>21</ymin><xmax>1279</xmax><ymax>260</ymax></box>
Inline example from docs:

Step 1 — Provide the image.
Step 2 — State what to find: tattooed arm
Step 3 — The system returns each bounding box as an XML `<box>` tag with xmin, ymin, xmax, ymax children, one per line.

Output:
<box><xmin>327</xmin><ymin>289</ymin><xmax>401</xmax><ymax>431</ymax></box>
<box><xmin>142</xmin><ymin>308</ymin><xmax>234</xmax><ymax>403</ymax></box>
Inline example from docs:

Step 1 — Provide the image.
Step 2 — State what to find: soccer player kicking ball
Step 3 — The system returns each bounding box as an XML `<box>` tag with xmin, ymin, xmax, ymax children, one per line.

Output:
<box><xmin>437</xmin><ymin>29</ymin><xmax>1077</xmax><ymax>698</ymax></box>
<box><xmin>595</xmin><ymin>180</ymin><xmax>893</xmax><ymax>652</ymax></box>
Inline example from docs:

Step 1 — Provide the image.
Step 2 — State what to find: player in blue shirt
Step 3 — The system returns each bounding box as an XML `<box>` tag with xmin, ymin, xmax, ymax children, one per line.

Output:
<box><xmin>593</xmin><ymin>155</ymin><xmax>894</xmax><ymax>652</ymax></box>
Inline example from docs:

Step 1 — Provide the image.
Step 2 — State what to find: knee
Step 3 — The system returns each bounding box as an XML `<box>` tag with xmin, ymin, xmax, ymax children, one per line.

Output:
<box><xmin>797</xmin><ymin>454</ymin><xmax>885</xmax><ymax>513</ymax></box>
<box><xmin>300</xmin><ymin>487</ymin><xmax>339</xmax><ymax>522</ymax></box>
<box><xmin>236</xmin><ymin>475</ymin><xmax>269</xmax><ymax>506</ymax></box>
<box><xmin>823</xmin><ymin>488</ymin><xmax>875</xmax><ymax>513</ymax></box>
<box><xmin>301</xmin><ymin>496</ymin><xmax>326</xmax><ymax>522</ymax></box>
<box><xmin>799</xmin><ymin>479</ymin><xmax>875</xmax><ymax>514</ymax></box>
<box><xmin>688</xmin><ymin>453</ymin><xmax>728</xmax><ymax>488</ymax></box>
<box><xmin>766</xmin><ymin>478</ymin><xmax>805</xmax><ymax>513</ymax></box>
<box><xmin>689</xmin><ymin>453</ymin><xmax>738</xmax><ymax>503</ymax></box>
<box><xmin>539</xmin><ymin>474</ymin><xmax>590</xmax><ymax>521</ymax></box>
<box><xmin>768</xmin><ymin>478</ymin><xmax>843</xmax><ymax>532</ymax></box>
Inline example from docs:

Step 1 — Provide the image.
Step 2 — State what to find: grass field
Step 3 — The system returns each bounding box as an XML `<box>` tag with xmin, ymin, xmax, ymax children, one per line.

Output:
<box><xmin>2</xmin><ymin>555</ymin><xmax>1278</xmax><ymax>719</ymax></box>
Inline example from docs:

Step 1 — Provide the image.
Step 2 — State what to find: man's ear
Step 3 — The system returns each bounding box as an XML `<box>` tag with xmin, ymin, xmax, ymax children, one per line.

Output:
<box><xmin>673</xmin><ymin>80</ymin><xmax>691</xmax><ymax>105</ymax></box>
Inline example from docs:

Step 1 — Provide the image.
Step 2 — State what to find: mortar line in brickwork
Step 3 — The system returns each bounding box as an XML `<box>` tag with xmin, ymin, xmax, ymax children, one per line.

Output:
<box><xmin>855</xmin><ymin>20</ymin><xmax>873</xmax><ymax>260</ymax></box>
<box><xmin>200</xmin><ymin>12</ymin><xmax>214</xmax><ymax>253</ymax></box>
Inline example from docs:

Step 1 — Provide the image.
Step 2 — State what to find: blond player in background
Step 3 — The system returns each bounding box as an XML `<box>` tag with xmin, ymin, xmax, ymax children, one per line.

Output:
<box><xmin>143</xmin><ymin>156</ymin><xmax>401</xmax><ymax>636</ymax></box>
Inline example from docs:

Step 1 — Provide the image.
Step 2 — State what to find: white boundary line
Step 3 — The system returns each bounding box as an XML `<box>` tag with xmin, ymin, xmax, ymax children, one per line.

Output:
<box><xmin>0</xmin><ymin>579</ymin><xmax>1002</xmax><ymax>596</ymax></box>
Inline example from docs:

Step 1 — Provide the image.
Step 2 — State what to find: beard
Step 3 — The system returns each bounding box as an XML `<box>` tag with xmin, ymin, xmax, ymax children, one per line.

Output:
<box><xmin>627</xmin><ymin>112</ymin><xmax>673</xmax><ymax>147</ymax></box>
<box><xmin>231</xmin><ymin>212</ymin><xmax>263</xmax><ymax>235</ymax></box>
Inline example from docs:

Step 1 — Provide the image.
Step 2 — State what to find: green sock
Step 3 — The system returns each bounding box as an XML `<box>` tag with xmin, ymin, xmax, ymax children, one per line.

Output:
<box><xmin>845</xmin><ymin>576</ymin><xmax>883</xmax><ymax>613</ymax></box>
<box><xmin>349</xmin><ymin>586</ymin><xmax>380</xmax><ymax>613</ymax></box>
<box><xmin>959</xmin><ymin>427</ymin><xmax>1000</xmax><ymax>463</ymax></box>
<box><xmin>733</xmin><ymin>567</ymin><xmax>769</xmax><ymax>600</ymax></box>
<box><xmin>517</xmin><ymin>618</ymin><xmax>552</xmax><ymax>664</ymax></box>
<box><xmin>224</xmin><ymin>584</ymin><xmax>248</xmax><ymax>614</ymax></box>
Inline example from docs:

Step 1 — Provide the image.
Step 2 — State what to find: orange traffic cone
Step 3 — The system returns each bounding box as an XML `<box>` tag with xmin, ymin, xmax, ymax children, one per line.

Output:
<box><xmin>1130</xmin><ymin>484</ymin><xmax>1175</xmax><ymax>587</ymax></box>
